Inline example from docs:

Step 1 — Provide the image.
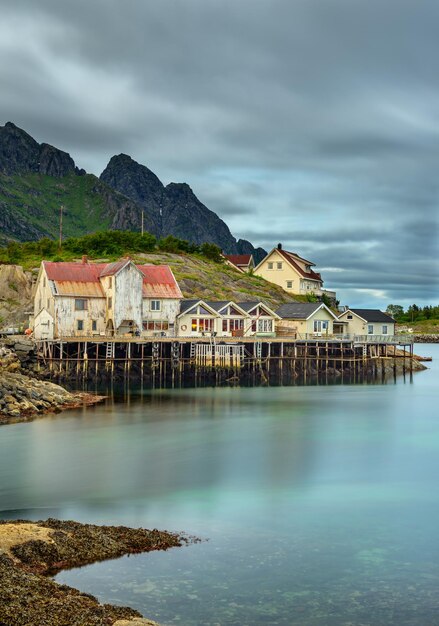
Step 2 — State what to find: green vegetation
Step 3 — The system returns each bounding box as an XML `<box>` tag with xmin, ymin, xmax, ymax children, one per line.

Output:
<box><xmin>0</xmin><ymin>230</ymin><xmax>224</xmax><ymax>269</ymax></box>
<box><xmin>387</xmin><ymin>303</ymin><xmax>439</xmax><ymax>334</ymax></box>
<box><xmin>0</xmin><ymin>172</ymin><xmax>111</xmax><ymax>238</ymax></box>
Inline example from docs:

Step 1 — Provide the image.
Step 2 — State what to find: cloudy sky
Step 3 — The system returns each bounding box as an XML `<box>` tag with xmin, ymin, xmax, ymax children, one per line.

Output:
<box><xmin>1</xmin><ymin>0</ymin><xmax>438</xmax><ymax>308</ymax></box>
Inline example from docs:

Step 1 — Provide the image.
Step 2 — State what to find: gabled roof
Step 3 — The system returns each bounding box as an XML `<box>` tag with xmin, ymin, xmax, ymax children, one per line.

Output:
<box><xmin>237</xmin><ymin>301</ymin><xmax>281</xmax><ymax>318</ymax></box>
<box><xmin>340</xmin><ymin>309</ymin><xmax>395</xmax><ymax>323</ymax></box>
<box><xmin>42</xmin><ymin>260</ymin><xmax>182</xmax><ymax>299</ymax></box>
<box><xmin>137</xmin><ymin>265</ymin><xmax>183</xmax><ymax>299</ymax></box>
<box><xmin>254</xmin><ymin>247</ymin><xmax>322</xmax><ymax>282</ymax></box>
<box><xmin>178</xmin><ymin>299</ymin><xmax>219</xmax><ymax>316</ymax></box>
<box><xmin>203</xmin><ymin>301</ymin><xmax>249</xmax><ymax>316</ymax></box>
<box><xmin>99</xmin><ymin>259</ymin><xmax>132</xmax><ymax>277</ymax></box>
<box><xmin>276</xmin><ymin>249</ymin><xmax>322</xmax><ymax>282</ymax></box>
<box><xmin>224</xmin><ymin>254</ymin><xmax>253</xmax><ymax>267</ymax></box>
<box><xmin>43</xmin><ymin>261</ymin><xmax>106</xmax><ymax>297</ymax></box>
<box><xmin>276</xmin><ymin>302</ymin><xmax>337</xmax><ymax>320</ymax></box>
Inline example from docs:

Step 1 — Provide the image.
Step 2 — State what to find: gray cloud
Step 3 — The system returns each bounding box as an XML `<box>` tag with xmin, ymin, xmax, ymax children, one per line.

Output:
<box><xmin>0</xmin><ymin>0</ymin><xmax>438</xmax><ymax>307</ymax></box>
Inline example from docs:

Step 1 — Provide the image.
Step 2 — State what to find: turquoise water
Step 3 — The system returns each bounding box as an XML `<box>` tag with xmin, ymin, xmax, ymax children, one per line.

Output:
<box><xmin>0</xmin><ymin>346</ymin><xmax>438</xmax><ymax>625</ymax></box>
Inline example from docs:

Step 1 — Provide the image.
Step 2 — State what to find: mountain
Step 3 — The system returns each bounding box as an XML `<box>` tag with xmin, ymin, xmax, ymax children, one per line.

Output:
<box><xmin>0</xmin><ymin>122</ymin><xmax>159</xmax><ymax>243</ymax></box>
<box><xmin>100</xmin><ymin>154</ymin><xmax>266</xmax><ymax>260</ymax></box>
<box><xmin>0</xmin><ymin>122</ymin><xmax>265</xmax><ymax>260</ymax></box>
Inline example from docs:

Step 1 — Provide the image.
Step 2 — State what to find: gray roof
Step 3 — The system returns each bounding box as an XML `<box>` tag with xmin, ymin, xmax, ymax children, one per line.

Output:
<box><xmin>348</xmin><ymin>309</ymin><xmax>395</xmax><ymax>323</ymax></box>
<box><xmin>179</xmin><ymin>299</ymin><xmax>201</xmax><ymax>314</ymax></box>
<box><xmin>236</xmin><ymin>301</ymin><xmax>260</xmax><ymax>312</ymax></box>
<box><xmin>276</xmin><ymin>302</ymin><xmax>323</xmax><ymax>319</ymax></box>
<box><xmin>204</xmin><ymin>301</ymin><xmax>231</xmax><ymax>312</ymax></box>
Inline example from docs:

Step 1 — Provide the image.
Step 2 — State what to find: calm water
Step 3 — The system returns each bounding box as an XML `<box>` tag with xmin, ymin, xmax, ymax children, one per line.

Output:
<box><xmin>1</xmin><ymin>345</ymin><xmax>438</xmax><ymax>625</ymax></box>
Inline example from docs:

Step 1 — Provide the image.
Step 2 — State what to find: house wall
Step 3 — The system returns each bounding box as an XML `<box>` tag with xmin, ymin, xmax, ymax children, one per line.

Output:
<box><xmin>177</xmin><ymin>312</ymin><xmax>218</xmax><ymax>337</ymax></box>
<box><xmin>338</xmin><ymin>312</ymin><xmax>395</xmax><ymax>335</ymax></box>
<box><xmin>113</xmin><ymin>265</ymin><xmax>143</xmax><ymax>332</ymax></box>
<box><xmin>33</xmin><ymin>268</ymin><xmax>55</xmax><ymax>323</ymax></box>
<box><xmin>276</xmin><ymin>308</ymin><xmax>335</xmax><ymax>336</ymax></box>
<box><xmin>254</xmin><ymin>249</ymin><xmax>322</xmax><ymax>295</ymax></box>
<box><xmin>33</xmin><ymin>309</ymin><xmax>54</xmax><ymax>340</ymax></box>
<box><xmin>142</xmin><ymin>298</ymin><xmax>181</xmax><ymax>336</ymax></box>
<box><xmin>54</xmin><ymin>297</ymin><xmax>106</xmax><ymax>337</ymax></box>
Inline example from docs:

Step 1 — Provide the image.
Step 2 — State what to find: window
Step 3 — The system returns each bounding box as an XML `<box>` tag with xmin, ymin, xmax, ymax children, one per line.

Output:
<box><xmin>257</xmin><ymin>319</ymin><xmax>273</xmax><ymax>332</ymax></box>
<box><xmin>108</xmin><ymin>297</ymin><xmax>112</xmax><ymax>309</ymax></box>
<box><xmin>43</xmin><ymin>277</ymin><xmax>46</xmax><ymax>288</ymax></box>
<box><xmin>252</xmin><ymin>320</ymin><xmax>257</xmax><ymax>332</ymax></box>
<box><xmin>77</xmin><ymin>320</ymin><xmax>84</xmax><ymax>331</ymax></box>
<box><xmin>151</xmin><ymin>300</ymin><xmax>161</xmax><ymax>311</ymax></box>
<box><xmin>313</xmin><ymin>320</ymin><xmax>329</xmax><ymax>332</ymax></box>
<box><xmin>277</xmin><ymin>262</ymin><xmax>282</xmax><ymax>269</ymax></box>
<box><xmin>223</xmin><ymin>319</ymin><xmax>228</xmax><ymax>332</ymax></box>
<box><xmin>92</xmin><ymin>320</ymin><xmax>97</xmax><ymax>332</ymax></box>
<box><xmin>143</xmin><ymin>321</ymin><xmax>169</xmax><ymax>331</ymax></box>
<box><xmin>382</xmin><ymin>325</ymin><xmax>388</xmax><ymax>334</ymax></box>
<box><xmin>108</xmin><ymin>277</ymin><xmax>112</xmax><ymax>288</ymax></box>
<box><xmin>267</xmin><ymin>262</ymin><xmax>273</xmax><ymax>269</ymax></box>
<box><xmin>47</xmin><ymin>299</ymin><xmax>50</xmax><ymax>309</ymax></box>
<box><xmin>367</xmin><ymin>324</ymin><xmax>373</xmax><ymax>334</ymax></box>
<box><xmin>286</xmin><ymin>280</ymin><xmax>293</xmax><ymax>289</ymax></box>
<box><xmin>230</xmin><ymin>319</ymin><xmax>244</xmax><ymax>331</ymax></box>
<box><xmin>75</xmin><ymin>299</ymin><xmax>88</xmax><ymax>311</ymax></box>
<box><xmin>191</xmin><ymin>318</ymin><xmax>214</xmax><ymax>333</ymax></box>
<box><xmin>347</xmin><ymin>314</ymin><xmax>353</xmax><ymax>320</ymax></box>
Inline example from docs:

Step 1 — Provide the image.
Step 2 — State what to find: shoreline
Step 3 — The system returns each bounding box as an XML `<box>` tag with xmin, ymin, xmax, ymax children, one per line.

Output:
<box><xmin>0</xmin><ymin>518</ymin><xmax>193</xmax><ymax>625</ymax></box>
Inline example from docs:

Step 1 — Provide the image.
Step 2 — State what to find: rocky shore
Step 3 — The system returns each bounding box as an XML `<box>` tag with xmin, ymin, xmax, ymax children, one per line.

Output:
<box><xmin>0</xmin><ymin>345</ymin><xmax>105</xmax><ymax>425</ymax></box>
<box><xmin>0</xmin><ymin>518</ymin><xmax>191</xmax><ymax>625</ymax></box>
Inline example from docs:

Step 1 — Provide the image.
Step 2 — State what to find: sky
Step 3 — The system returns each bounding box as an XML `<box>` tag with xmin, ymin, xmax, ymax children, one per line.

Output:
<box><xmin>0</xmin><ymin>0</ymin><xmax>438</xmax><ymax>309</ymax></box>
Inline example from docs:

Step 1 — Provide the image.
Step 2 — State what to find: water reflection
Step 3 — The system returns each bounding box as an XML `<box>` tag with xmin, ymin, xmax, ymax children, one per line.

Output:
<box><xmin>0</xmin><ymin>346</ymin><xmax>437</xmax><ymax>625</ymax></box>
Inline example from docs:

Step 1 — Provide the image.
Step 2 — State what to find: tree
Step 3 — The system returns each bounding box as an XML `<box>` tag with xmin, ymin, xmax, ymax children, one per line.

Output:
<box><xmin>386</xmin><ymin>304</ymin><xmax>404</xmax><ymax>320</ymax></box>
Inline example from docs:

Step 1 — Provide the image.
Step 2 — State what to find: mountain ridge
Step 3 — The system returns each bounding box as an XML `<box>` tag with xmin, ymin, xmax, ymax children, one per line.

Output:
<box><xmin>0</xmin><ymin>122</ymin><xmax>266</xmax><ymax>260</ymax></box>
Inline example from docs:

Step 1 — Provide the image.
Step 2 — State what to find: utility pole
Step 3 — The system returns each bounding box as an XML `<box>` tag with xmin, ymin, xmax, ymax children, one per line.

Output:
<box><xmin>59</xmin><ymin>204</ymin><xmax>64</xmax><ymax>249</ymax></box>
<box><xmin>141</xmin><ymin>210</ymin><xmax>144</xmax><ymax>236</ymax></box>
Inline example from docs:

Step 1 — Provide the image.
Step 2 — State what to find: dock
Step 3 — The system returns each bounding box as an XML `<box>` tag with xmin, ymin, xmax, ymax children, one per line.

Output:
<box><xmin>34</xmin><ymin>334</ymin><xmax>416</xmax><ymax>384</ymax></box>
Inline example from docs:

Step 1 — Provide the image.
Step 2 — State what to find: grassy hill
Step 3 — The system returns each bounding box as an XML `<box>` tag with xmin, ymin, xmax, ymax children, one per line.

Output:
<box><xmin>0</xmin><ymin>173</ymin><xmax>109</xmax><ymax>239</ymax></box>
<box><xmin>0</xmin><ymin>231</ymin><xmax>300</xmax><ymax>327</ymax></box>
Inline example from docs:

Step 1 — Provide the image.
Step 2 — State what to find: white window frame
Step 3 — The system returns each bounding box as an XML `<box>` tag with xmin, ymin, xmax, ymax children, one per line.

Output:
<box><xmin>286</xmin><ymin>280</ymin><xmax>293</xmax><ymax>289</ymax></box>
<box><xmin>367</xmin><ymin>324</ymin><xmax>374</xmax><ymax>334</ymax></box>
<box><xmin>267</xmin><ymin>262</ymin><xmax>273</xmax><ymax>270</ymax></box>
<box><xmin>257</xmin><ymin>319</ymin><xmax>273</xmax><ymax>333</ymax></box>
<box><xmin>277</xmin><ymin>262</ymin><xmax>282</xmax><ymax>269</ymax></box>
<box><xmin>151</xmin><ymin>300</ymin><xmax>161</xmax><ymax>311</ymax></box>
<box><xmin>382</xmin><ymin>325</ymin><xmax>388</xmax><ymax>334</ymax></box>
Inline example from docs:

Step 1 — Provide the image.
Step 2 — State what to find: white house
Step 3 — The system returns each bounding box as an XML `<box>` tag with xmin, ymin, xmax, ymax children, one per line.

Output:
<box><xmin>32</xmin><ymin>258</ymin><xmax>182</xmax><ymax>340</ymax></box>
<box><xmin>336</xmin><ymin>309</ymin><xmax>396</xmax><ymax>336</ymax></box>
<box><xmin>237</xmin><ymin>301</ymin><xmax>280</xmax><ymax>336</ymax></box>
<box><xmin>275</xmin><ymin>302</ymin><xmax>338</xmax><ymax>337</ymax></box>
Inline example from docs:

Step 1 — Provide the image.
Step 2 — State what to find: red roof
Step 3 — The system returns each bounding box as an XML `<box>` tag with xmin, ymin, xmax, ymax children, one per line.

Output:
<box><xmin>277</xmin><ymin>249</ymin><xmax>322</xmax><ymax>282</ymax></box>
<box><xmin>224</xmin><ymin>254</ymin><xmax>253</xmax><ymax>266</ymax></box>
<box><xmin>43</xmin><ymin>261</ymin><xmax>182</xmax><ymax>299</ymax></box>
<box><xmin>137</xmin><ymin>265</ymin><xmax>183</xmax><ymax>299</ymax></box>
<box><xmin>44</xmin><ymin>261</ymin><xmax>106</xmax><ymax>282</ymax></box>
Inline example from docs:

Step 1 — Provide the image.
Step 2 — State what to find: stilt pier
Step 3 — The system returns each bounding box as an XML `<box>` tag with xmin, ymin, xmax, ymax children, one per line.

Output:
<box><xmin>34</xmin><ymin>334</ymin><xmax>415</xmax><ymax>385</ymax></box>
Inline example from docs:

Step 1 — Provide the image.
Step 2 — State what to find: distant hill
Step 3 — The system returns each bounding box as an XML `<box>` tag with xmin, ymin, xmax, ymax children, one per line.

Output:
<box><xmin>0</xmin><ymin>122</ymin><xmax>266</xmax><ymax>261</ymax></box>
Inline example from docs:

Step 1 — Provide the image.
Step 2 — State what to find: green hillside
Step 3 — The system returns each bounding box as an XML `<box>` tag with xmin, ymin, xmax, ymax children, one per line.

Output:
<box><xmin>0</xmin><ymin>173</ymin><xmax>111</xmax><ymax>240</ymax></box>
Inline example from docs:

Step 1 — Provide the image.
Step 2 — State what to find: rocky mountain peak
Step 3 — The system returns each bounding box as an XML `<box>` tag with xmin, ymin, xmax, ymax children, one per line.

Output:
<box><xmin>0</xmin><ymin>122</ymin><xmax>79</xmax><ymax>177</ymax></box>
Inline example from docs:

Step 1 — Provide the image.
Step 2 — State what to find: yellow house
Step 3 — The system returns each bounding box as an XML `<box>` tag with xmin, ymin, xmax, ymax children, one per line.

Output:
<box><xmin>275</xmin><ymin>302</ymin><xmax>338</xmax><ymax>337</ymax></box>
<box><xmin>254</xmin><ymin>244</ymin><xmax>336</xmax><ymax>300</ymax></box>
<box><xmin>336</xmin><ymin>309</ymin><xmax>396</xmax><ymax>336</ymax></box>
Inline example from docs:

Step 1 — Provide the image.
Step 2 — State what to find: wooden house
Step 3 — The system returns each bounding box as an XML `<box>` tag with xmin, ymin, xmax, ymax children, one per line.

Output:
<box><xmin>336</xmin><ymin>309</ymin><xmax>395</xmax><ymax>336</ymax></box>
<box><xmin>254</xmin><ymin>244</ymin><xmax>336</xmax><ymax>301</ymax></box>
<box><xmin>223</xmin><ymin>254</ymin><xmax>255</xmax><ymax>273</ymax></box>
<box><xmin>32</xmin><ymin>258</ymin><xmax>182</xmax><ymax>339</ymax></box>
<box><xmin>275</xmin><ymin>302</ymin><xmax>338</xmax><ymax>337</ymax></box>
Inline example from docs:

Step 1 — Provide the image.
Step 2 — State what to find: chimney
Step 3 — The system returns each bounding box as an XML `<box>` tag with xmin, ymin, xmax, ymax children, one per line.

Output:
<box><xmin>82</xmin><ymin>255</ymin><xmax>88</xmax><ymax>264</ymax></box>
<box><xmin>277</xmin><ymin>243</ymin><xmax>282</xmax><ymax>250</ymax></box>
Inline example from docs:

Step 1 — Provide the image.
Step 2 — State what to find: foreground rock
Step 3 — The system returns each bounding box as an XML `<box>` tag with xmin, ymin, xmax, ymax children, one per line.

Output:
<box><xmin>0</xmin><ymin>347</ymin><xmax>104</xmax><ymax>425</ymax></box>
<box><xmin>0</xmin><ymin>518</ymin><xmax>190</xmax><ymax>625</ymax></box>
